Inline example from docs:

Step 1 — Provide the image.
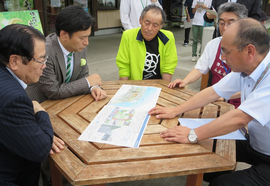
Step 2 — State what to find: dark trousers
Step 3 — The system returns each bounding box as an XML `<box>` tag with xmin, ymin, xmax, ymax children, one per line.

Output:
<box><xmin>204</xmin><ymin>140</ymin><xmax>270</xmax><ymax>186</ymax></box>
<box><xmin>184</xmin><ymin>27</ymin><xmax>191</xmax><ymax>44</ymax></box>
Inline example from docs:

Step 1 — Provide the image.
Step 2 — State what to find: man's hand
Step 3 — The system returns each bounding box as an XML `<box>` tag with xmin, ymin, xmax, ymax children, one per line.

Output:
<box><xmin>32</xmin><ymin>101</ymin><xmax>45</xmax><ymax>114</ymax></box>
<box><xmin>187</xmin><ymin>16</ymin><xmax>190</xmax><ymax>22</ymax></box>
<box><xmin>167</xmin><ymin>79</ymin><xmax>187</xmax><ymax>89</ymax></box>
<box><xmin>91</xmin><ymin>87</ymin><xmax>107</xmax><ymax>101</ymax></box>
<box><xmin>86</xmin><ymin>74</ymin><xmax>102</xmax><ymax>87</ymax></box>
<box><xmin>50</xmin><ymin>136</ymin><xmax>65</xmax><ymax>155</ymax></box>
<box><xmin>160</xmin><ymin>126</ymin><xmax>191</xmax><ymax>143</ymax></box>
<box><xmin>150</xmin><ymin>0</ymin><xmax>157</xmax><ymax>2</ymax></box>
<box><xmin>148</xmin><ymin>106</ymin><xmax>178</xmax><ymax>119</ymax></box>
<box><xmin>206</xmin><ymin>12</ymin><xmax>216</xmax><ymax>20</ymax></box>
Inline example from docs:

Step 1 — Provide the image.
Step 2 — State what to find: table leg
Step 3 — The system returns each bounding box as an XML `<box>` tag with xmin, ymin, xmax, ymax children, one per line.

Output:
<box><xmin>186</xmin><ymin>174</ymin><xmax>203</xmax><ymax>186</ymax></box>
<box><xmin>49</xmin><ymin>157</ymin><xmax>63</xmax><ymax>186</ymax></box>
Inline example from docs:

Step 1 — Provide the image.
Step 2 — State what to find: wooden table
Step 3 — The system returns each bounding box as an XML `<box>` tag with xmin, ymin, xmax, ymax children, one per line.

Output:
<box><xmin>41</xmin><ymin>80</ymin><xmax>236</xmax><ymax>186</ymax></box>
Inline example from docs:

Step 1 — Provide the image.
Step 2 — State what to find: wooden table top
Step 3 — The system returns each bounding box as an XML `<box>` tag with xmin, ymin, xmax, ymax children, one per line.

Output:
<box><xmin>41</xmin><ymin>80</ymin><xmax>236</xmax><ymax>186</ymax></box>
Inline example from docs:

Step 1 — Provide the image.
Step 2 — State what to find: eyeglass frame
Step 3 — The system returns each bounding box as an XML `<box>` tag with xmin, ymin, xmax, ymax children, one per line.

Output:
<box><xmin>32</xmin><ymin>55</ymin><xmax>48</xmax><ymax>66</ymax></box>
<box><xmin>218</xmin><ymin>19</ymin><xmax>236</xmax><ymax>28</ymax></box>
<box><xmin>20</xmin><ymin>55</ymin><xmax>48</xmax><ymax>66</ymax></box>
<box><xmin>220</xmin><ymin>44</ymin><xmax>249</xmax><ymax>56</ymax></box>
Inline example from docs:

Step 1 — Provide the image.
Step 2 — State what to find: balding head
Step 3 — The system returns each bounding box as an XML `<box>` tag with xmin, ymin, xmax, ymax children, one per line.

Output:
<box><xmin>230</xmin><ymin>18</ymin><xmax>269</xmax><ymax>55</ymax></box>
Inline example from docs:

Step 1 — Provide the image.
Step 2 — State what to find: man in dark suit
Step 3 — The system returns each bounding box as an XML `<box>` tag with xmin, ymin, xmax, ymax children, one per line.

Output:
<box><xmin>0</xmin><ymin>24</ymin><xmax>54</xmax><ymax>186</ymax></box>
<box><xmin>26</xmin><ymin>5</ymin><xmax>107</xmax><ymax>103</ymax></box>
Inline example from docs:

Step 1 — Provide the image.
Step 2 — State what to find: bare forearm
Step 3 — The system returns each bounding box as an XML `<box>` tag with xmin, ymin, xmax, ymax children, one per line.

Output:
<box><xmin>182</xmin><ymin>68</ymin><xmax>203</xmax><ymax>85</ymax></box>
<box><xmin>195</xmin><ymin>109</ymin><xmax>253</xmax><ymax>141</ymax></box>
<box><xmin>162</xmin><ymin>73</ymin><xmax>172</xmax><ymax>82</ymax></box>
<box><xmin>119</xmin><ymin>77</ymin><xmax>128</xmax><ymax>80</ymax></box>
<box><xmin>173</xmin><ymin>86</ymin><xmax>220</xmax><ymax>115</ymax></box>
<box><xmin>229</xmin><ymin>92</ymin><xmax>241</xmax><ymax>100</ymax></box>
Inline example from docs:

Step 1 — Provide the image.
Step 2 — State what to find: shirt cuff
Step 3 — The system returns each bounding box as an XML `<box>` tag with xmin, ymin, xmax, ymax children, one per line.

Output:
<box><xmin>90</xmin><ymin>85</ymin><xmax>102</xmax><ymax>93</ymax></box>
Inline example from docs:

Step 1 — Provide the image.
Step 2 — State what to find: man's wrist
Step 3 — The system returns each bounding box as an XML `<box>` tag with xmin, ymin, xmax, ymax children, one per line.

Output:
<box><xmin>90</xmin><ymin>85</ymin><xmax>102</xmax><ymax>93</ymax></box>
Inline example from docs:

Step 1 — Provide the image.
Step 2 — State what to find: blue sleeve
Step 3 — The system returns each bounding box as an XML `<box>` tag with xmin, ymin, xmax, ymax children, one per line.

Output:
<box><xmin>0</xmin><ymin>95</ymin><xmax>54</xmax><ymax>162</ymax></box>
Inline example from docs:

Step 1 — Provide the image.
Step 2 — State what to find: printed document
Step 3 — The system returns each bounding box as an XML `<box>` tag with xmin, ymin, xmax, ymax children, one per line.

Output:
<box><xmin>78</xmin><ymin>85</ymin><xmax>161</xmax><ymax>148</ymax></box>
<box><xmin>179</xmin><ymin>118</ymin><xmax>246</xmax><ymax>140</ymax></box>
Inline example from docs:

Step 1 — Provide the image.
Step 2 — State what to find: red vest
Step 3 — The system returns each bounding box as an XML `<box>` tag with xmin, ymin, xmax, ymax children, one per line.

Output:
<box><xmin>210</xmin><ymin>42</ymin><xmax>240</xmax><ymax>108</ymax></box>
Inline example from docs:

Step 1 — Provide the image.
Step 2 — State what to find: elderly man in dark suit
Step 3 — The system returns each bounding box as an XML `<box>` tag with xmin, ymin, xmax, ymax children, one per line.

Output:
<box><xmin>0</xmin><ymin>24</ymin><xmax>54</xmax><ymax>186</ymax></box>
<box><xmin>26</xmin><ymin>5</ymin><xmax>107</xmax><ymax>103</ymax></box>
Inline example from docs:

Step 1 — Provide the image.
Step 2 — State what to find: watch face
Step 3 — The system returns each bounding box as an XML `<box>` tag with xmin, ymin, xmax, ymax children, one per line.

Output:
<box><xmin>189</xmin><ymin>134</ymin><xmax>197</xmax><ymax>142</ymax></box>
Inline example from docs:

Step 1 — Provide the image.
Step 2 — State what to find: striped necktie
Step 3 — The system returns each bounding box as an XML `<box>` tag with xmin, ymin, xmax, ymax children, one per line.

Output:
<box><xmin>65</xmin><ymin>52</ymin><xmax>73</xmax><ymax>83</ymax></box>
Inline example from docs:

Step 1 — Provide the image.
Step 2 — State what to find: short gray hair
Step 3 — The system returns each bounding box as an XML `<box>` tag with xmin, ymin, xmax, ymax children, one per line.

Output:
<box><xmin>141</xmin><ymin>5</ymin><xmax>166</xmax><ymax>25</ymax></box>
<box><xmin>218</xmin><ymin>2</ymin><xmax>248</xmax><ymax>20</ymax></box>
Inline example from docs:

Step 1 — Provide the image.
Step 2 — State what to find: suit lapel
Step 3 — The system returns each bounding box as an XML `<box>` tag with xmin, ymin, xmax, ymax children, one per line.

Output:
<box><xmin>71</xmin><ymin>52</ymin><xmax>80</xmax><ymax>81</ymax></box>
<box><xmin>52</xmin><ymin>35</ymin><xmax>67</xmax><ymax>82</ymax></box>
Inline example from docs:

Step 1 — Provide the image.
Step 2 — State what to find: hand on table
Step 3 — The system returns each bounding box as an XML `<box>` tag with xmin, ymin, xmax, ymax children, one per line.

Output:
<box><xmin>148</xmin><ymin>106</ymin><xmax>178</xmax><ymax>119</ymax></box>
<box><xmin>50</xmin><ymin>136</ymin><xmax>65</xmax><ymax>155</ymax></box>
<box><xmin>167</xmin><ymin>79</ymin><xmax>187</xmax><ymax>89</ymax></box>
<box><xmin>160</xmin><ymin>126</ymin><xmax>191</xmax><ymax>143</ymax></box>
<box><xmin>86</xmin><ymin>74</ymin><xmax>102</xmax><ymax>87</ymax></box>
<box><xmin>91</xmin><ymin>87</ymin><xmax>107</xmax><ymax>101</ymax></box>
<box><xmin>32</xmin><ymin>101</ymin><xmax>45</xmax><ymax>114</ymax></box>
<box><xmin>206</xmin><ymin>12</ymin><xmax>216</xmax><ymax>20</ymax></box>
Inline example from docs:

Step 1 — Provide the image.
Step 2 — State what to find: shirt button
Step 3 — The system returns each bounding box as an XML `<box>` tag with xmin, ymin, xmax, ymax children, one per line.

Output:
<box><xmin>248</xmin><ymin>84</ymin><xmax>250</xmax><ymax>87</ymax></box>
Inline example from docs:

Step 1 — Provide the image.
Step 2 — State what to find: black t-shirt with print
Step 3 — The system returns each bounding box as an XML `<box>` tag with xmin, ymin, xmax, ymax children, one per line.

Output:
<box><xmin>143</xmin><ymin>35</ymin><xmax>161</xmax><ymax>80</ymax></box>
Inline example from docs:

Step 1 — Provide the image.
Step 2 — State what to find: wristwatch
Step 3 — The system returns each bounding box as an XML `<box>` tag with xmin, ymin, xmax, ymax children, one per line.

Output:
<box><xmin>188</xmin><ymin>129</ymin><xmax>198</xmax><ymax>143</ymax></box>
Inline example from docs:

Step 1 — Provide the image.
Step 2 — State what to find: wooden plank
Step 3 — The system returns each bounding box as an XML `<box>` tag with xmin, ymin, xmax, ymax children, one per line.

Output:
<box><xmin>186</xmin><ymin>174</ymin><xmax>203</xmax><ymax>186</ymax></box>
<box><xmin>41</xmin><ymin>99</ymin><xmax>62</xmax><ymax>110</ymax></box>
<box><xmin>213</xmin><ymin>101</ymin><xmax>234</xmax><ymax>116</ymax></box>
<box><xmin>159</xmin><ymin>91</ymin><xmax>186</xmax><ymax>105</ymax></box>
<box><xmin>140</xmin><ymin>134</ymin><xmax>171</xmax><ymax>145</ymax></box>
<box><xmin>144</xmin><ymin>124</ymin><xmax>167</xmax><ymax>134</ymax></box>
<box><xmin>58</xmin><ymin>113</ymin><xmax>90</xmax><ymax>134</ymax></box>
<box><xmin>102</xmin><ymin>89</ymin><xmax>118</xmax><ymax>96</ymax></box>
<box><xmin>49</xmin><ymin>148</ymin><xmax>85</xmax><ymax>184</ymax></box>
<box><xmin>49</xmin><ymin>114</ymin><xmax>99</xmax><ymax>163</ymax></box>
<box><xmin>156</xmin><ymin>97</ymin><xmax>178</xmax><ymax>107</ymax></box>
<box><xmin>147</xmin><ymin>115</ymin><xmax>161</xmax><ymax>125</ymax></box>
<box><xmin>161</xmin><ymin>117</ymin><xmax>179</xmax><ymax>129</ymax></box>
<box><xmin>89</xmin><ymin>144</ymin><xmax>211</xmax><ymax>164</ymax></box>
<box><xmin>79</xmin><ymin>96</ymin><xmax>111</xmax><ymax>114</ymax></box>
<box><xmin>182</xmin><ymin>108</ymin><xmax>201</xmax><ymax>118</ymax></box>
<box><xmin>46</xmin><ymin>95</ymin><xmax>84</xmax><ymax>115</ymax></box>
<box><xmin>74</xmin><ymin>154</ymin><xmax>235</xmax><ymax>185</ymax></box>
<box><xmin>215</xmin><ymin>140</ymin><xmax>236</xmax><ymax>166</ymax></box>
<box><xmin>79</xmin><ymin>112</ymin><xmax>97</xmax><ymax>123</ymax></box>
<box><xmin>201</xmin><ymin>104</ymin><xmax>218</xmax><ymax>118</ymax></box>
<box><xmin>49</xmin><ymin>157</ymin><xmax>63</xmax><ymax>186</ymax></box>
<box><xmin>59</xmin><ymin>94</ymin><xmax>94</xmax><ymax>114</ymax></box>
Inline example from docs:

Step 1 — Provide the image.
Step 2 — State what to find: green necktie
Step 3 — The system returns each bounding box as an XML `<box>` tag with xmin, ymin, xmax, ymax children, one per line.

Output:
<box><xmin>65</xmin><ymin>52</ymin><xmax>73</xmax><ymax>83</ymax></box>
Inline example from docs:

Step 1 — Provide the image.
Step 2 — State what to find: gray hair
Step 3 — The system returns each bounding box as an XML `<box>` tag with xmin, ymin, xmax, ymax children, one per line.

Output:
<box><xmin>218</xmin><ymin>2</ymin><xmax>248</xmax><ymax>20</ymax></box>
<box><xmin>141</xmin><ymin>5</ymin><xmax>166</xmax><ymax>25</ymax></box>
<box><xmin>234</xmin><ymin>18</ymin><xmax>269</xmax><ymax>55</ymax></box>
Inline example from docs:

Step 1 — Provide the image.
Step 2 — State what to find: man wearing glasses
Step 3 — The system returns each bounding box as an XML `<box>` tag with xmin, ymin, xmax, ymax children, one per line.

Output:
<box><xmin>26</xmin><ymin>5</ymin><xmax>107</xmax><ymax>103</ymax></box>
<box><xmin>167</xmin><ymin>2</ymin><xmax>246</xmax><ymax>108</ymax></box>
<box><xmin>0</xmin><ymin>24</ymin><xmax>54</xmax><ymax>185</ymax></box>
<box><xmin>149</xmin><ymin>17</ymin><xmax>270</xmax><ymax>186</ymax></box>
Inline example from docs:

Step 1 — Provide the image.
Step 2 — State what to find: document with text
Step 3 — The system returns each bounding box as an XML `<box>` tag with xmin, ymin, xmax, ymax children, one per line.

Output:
<box><xmin>78</xmin><ymin>85</ymin><xmax>161</xmax><ymax>148</ymax></box>
<box><xmin>179</xmin><ymin>118</ymin><xmax>246</xmax><ymax>140</ymax></box>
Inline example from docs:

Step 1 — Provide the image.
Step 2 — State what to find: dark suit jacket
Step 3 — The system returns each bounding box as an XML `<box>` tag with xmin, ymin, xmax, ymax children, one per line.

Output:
<box><xmin>0</xmin><ymin>66</ymin><xmax>54</xmax><ymax>185</ymax></box>
<box><xmin>204</xmin><ymin>0</ymin><xmax>261</xmax><ymax>23</ymax></box>
<box><xmin>26</xmin><ymin>33</ymin><xmax>90</xmax><ymax>103</ymax></box>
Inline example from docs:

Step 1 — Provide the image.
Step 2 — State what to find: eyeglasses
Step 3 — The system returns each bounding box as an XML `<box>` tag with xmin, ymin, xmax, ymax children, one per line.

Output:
<box><xmin>218</xmin><ymin>20</ymin><xmax>235</xmax><ymax>28</ymax></box>
<box><xmin>220</xmin><ymin>44</ymin><xmax>249</xmax><ymax>56</ymax></box>
<box><xmin>32</xmin><ymin>55</ymin><xmax>48</xmax><ymax>66</ymax></box>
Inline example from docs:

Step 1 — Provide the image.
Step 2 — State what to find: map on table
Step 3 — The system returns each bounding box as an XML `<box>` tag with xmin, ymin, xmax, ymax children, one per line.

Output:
<box><xmin>78</xmin><ymin>85</ymin><xmax>161</xmax><ymax>148</ymax></box>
